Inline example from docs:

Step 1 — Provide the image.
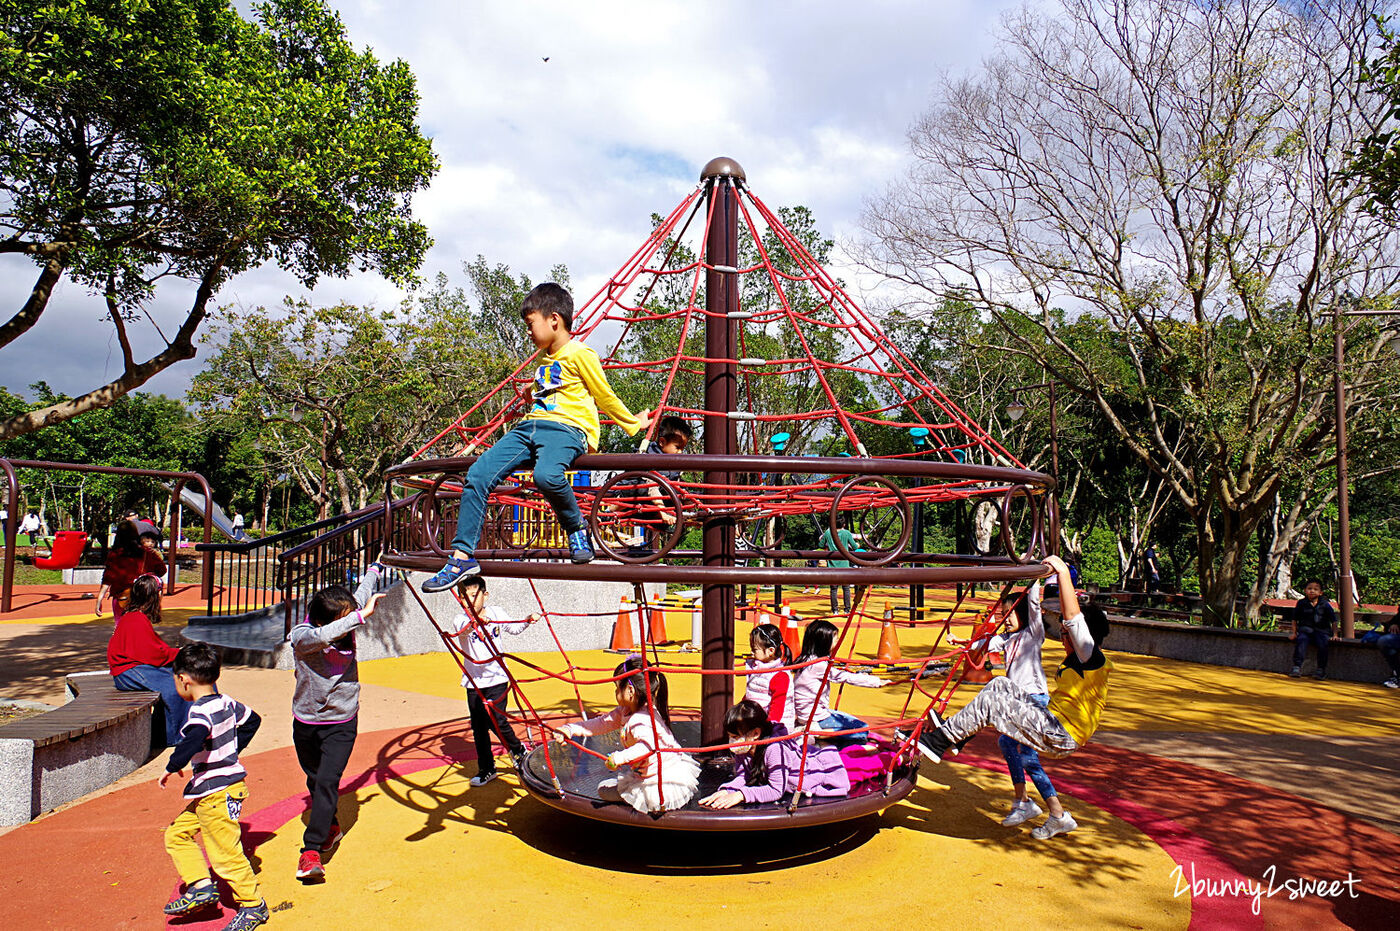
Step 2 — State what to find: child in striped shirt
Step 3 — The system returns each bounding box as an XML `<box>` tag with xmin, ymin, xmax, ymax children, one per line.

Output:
<box><xmin>160</xmin><ymin>643</ymin><xmax>268</xmax><ymax>930</ymax></box>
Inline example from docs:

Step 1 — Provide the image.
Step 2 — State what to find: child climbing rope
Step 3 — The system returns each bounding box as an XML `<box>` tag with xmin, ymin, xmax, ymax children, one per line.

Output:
<box><xmin>961</xmin><ymin>581</ymin><xmax>1065</xmax><ymax>830</ymax></box>
<box><xmin>914</xmin><ymin>555</ymin><xmax>1109</xmax><ymax>841</ymax></box>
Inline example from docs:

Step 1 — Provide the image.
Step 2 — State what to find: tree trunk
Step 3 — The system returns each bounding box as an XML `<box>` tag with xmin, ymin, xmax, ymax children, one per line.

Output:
<box><xmin>0</xmin><ymin>257</ymin><xmax>226</xmax><ymax>441</ymax></box>
<box><xmin>1197</xmin><ymin>506</ymin><xmax>1263</xmax><ymax>627</ymax></box>
<box><xmin>0</xmin><ymin>237</ymin><xmax>73</xmax><ymax>350</ymax></box>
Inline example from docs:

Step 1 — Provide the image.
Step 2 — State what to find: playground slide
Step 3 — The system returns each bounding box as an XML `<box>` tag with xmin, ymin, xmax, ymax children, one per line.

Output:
<box><xmin>172</xmin><ymin>485</ymin><xmax>248</xmax><ymax>542</ymax></box>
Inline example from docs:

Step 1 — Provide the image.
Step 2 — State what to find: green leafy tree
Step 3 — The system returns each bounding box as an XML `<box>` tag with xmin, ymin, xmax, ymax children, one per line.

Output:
<box><xmin>189</xmin><ymin>298</ymin><xmax>512</xmax><ymax>519</ymax></box>
<box><xmin>0</xmin><ymin>383</ymin><xmax>191</xmax><ymax>531</ymax></box>
<box><xmin>0</xmin><ymin>0</ymin><xmax>437</xmax><ymax>440</ymax></box>
<box><xmin>1350</xmin><ymin>16</ymin><xmax>1400</xmax><ymax>217</ymax></box>
<box><xmin>460</xmin><ymin>256</ymin><xmax>571</xmax><ymax>363</ymax></box>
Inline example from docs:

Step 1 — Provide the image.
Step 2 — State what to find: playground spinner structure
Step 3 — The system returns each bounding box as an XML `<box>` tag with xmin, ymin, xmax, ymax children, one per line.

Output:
<box><xmin>379</xmin><ymin>157</ymin><xmax>1058</xmax><ymax>829</ymax></box>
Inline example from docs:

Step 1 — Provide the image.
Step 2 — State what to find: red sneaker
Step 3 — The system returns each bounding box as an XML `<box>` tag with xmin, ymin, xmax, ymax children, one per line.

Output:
<box><xmin>321</xmin><ymin>824</ymin><xmax>342</xmax><ymax>855</ymax></box>
<box><xmin>296</xmin><ymin>849</ymin><xmax>325</xmax><ymax>883</ymax></box>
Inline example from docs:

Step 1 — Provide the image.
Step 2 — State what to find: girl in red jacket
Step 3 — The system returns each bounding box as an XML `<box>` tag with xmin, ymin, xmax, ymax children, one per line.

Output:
<box><xmin>108</xmin><ymin>574</ymin><xmax>188</xmax><ymax>745</ymax></box>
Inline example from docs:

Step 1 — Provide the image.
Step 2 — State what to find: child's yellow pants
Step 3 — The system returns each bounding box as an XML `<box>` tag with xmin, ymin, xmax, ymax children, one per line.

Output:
<box><xmin>164</xmin><ymin>781</ymin><xmax>261</xmax><ymax>906</ymax></box>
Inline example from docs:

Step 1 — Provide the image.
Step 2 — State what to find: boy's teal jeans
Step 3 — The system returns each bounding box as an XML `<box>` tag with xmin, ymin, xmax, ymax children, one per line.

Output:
<box><xmin>451</xmin><ymin>419</ymin><xmax>588</xmax><ymax>553</ymax></box>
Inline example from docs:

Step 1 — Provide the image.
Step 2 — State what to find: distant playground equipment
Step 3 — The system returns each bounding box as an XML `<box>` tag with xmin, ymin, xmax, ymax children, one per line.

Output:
<box><xmin>31</xmin><ymin>530</ymin><xmax>90</xmax><ymax>571</ymax></box>
<box><xmin>0</xmin><ymin>459</ymin><xmax>216</xmax><ymax>614</ymax></box>
<box><xmin>171</xmin><ymin>484</ymin><xmax>248</xmax><ymax>542</ymax></box>
<box><xmin>377</xmin><ymin>157</ymin><xmax>1058</xmax><ymax>829</ymax></box>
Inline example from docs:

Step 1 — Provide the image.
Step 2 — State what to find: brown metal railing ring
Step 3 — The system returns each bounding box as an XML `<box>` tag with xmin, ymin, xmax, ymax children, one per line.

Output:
<box><xmin>829</xmin><ymin>476</ymin><xmax>911</xmax><ymax>567</ymax></box>
<box><xmin>999</xmin><ymin>484</ymin><xmax>1043</xmax><ymax>565</ymax></box>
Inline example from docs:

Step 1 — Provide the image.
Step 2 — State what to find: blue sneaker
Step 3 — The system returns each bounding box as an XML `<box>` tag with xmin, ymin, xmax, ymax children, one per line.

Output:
<box><xmin>567</xmin><ymin>529</ymin><xmax>594</xmax><ymax>564</ymax></box>
<box><xmin>221</xmin><ymin>900</ymin><xmax>270</xmax><ymax>931</ymax></box>
<box><xmin>421</xmin><ymin>555</ymin><xmax>480</xmax><ymax>592</ymax></box>
<box><xmin>163</xmin><ymin>882</ymin><xmax>220</xmax><ymax>915</ymax></box>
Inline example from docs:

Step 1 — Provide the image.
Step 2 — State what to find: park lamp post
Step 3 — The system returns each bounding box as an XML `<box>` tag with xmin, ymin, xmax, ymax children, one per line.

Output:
<box><xmin>1325</xmin><ymin>303</ymin><xmax>1400</xmax><ymax>639</ymax></box>
<box><xmin>1005</xmin><ymin>382</ymin><xmax>1060</xmax><ymax>484</ymax></box>
<box><xmin>909</xmin><ymin>427</ymin><xmax>931</xmax><ymax>553</ymax></box>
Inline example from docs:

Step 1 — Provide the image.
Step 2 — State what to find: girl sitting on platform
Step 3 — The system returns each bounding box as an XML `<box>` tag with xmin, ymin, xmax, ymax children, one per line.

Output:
<box><xmin>743</xmin><ymin>623</ymin><xmax>795</xmax><ymax>731</ymax></box>
<box><xmin>793</xmin><ymin>619</ymin><xmax>891</xmax><ymax>747</ymax></box>
<box><xmin>557</xmin><ymin>655</ymin><xmax>699</xmax><ymax>813</ymax></box>
<box><xmin>699</xmin><ymin>699</ymin><xmax>849</xmax><ymax>809</ymax></box>
<box><xmin>108</xmin><ymin>573</ymin><xmax>188</xmax><ymax>746</ymax></box>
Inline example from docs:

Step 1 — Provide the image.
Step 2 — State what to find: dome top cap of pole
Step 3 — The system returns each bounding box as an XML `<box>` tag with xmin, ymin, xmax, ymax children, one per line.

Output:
<box><xmin>701</xmin><ymin>156</ymin><xmax>746</xmax><ymax>182</ymax></box>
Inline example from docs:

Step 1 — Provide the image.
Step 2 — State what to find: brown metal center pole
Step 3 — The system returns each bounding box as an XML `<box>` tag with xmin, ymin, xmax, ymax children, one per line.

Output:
<box><xmin>701</xmin><ymin>167</ymin><xmax>740</xmax><ymax>745</ymax></box>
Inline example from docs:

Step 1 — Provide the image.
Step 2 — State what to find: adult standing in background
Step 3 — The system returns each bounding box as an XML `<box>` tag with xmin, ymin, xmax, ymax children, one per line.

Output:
<box><xmin>1143</xmin><ymin>543</ymin><xmax>1162</xmax><ymax>592</ymax></box>
<box><xmin>96</xmin><ymin>518</ymin><xmax>166</xmax><ymax>618</ymax></box>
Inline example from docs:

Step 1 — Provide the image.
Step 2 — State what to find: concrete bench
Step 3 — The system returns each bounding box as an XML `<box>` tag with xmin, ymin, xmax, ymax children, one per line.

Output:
<box><xmin>0</xmin><ymin>671</ymin><xmax>159</xmax><ymax>825</ymax></box>
<box><xmin>1104</xmin><ymin>614</ymin><xmax>1395</xmax><ymax>683</ymax></box>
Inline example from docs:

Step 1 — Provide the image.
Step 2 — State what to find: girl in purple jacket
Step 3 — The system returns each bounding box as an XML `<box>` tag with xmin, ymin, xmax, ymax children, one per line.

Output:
<box><xmin>699</xmin><ymin>700</ymin><xmax>850</xmax><ymax>809</ymax></box>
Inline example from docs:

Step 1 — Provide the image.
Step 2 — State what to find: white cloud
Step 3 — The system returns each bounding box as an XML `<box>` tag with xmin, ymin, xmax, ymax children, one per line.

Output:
<box><xmin>1</xmin><ymin>0</ymin><xmax>1024</xmax><ymax>404</ymax></box>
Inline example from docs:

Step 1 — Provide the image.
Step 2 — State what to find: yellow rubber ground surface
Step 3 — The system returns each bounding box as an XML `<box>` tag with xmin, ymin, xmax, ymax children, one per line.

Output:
<box><xmin>6</xmin><ymin>581</ymin><xmax>1395</xmax><ymax>929</ymax></box>
<box><xmin>251</xmin><ymin>761</ymin><xmax>1187</xmax><ymax>929</ymax></box>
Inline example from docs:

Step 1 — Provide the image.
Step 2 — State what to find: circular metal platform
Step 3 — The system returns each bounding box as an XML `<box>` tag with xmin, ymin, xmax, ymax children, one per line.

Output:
<box><xmin>518</xmin><ymin>721</ymin><xmax>919</xmax><ymax>831</ymax></box>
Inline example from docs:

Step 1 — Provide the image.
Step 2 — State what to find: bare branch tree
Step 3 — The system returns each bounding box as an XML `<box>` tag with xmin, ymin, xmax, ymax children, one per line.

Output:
<box><xmin>861</xmin><ymin>0</ymin><xmax>1400</xmax><ymax>623</ymax></box>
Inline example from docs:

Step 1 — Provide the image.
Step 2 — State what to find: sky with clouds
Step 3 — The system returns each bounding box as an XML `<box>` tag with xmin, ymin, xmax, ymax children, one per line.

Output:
<box><xmin>1</xmin><ymin>0</ymin><xmax>1026</xmax><ymax>404</ymax></box>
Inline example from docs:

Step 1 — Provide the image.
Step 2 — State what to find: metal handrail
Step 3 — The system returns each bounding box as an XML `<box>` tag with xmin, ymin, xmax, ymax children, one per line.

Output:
<box><xmin>193</xmin><ymin>500</ymin><xmax>388</xmax><ymax>554</ymax></box>
<box><xmin>387</xmin><ymin>452</ymin><xmax>1055</xmax><ymax>489</ymax></box>
<box><xmin>275</xmin><ymin>495</ymin><xmax>418</xmax><ymax>633</ymax></box>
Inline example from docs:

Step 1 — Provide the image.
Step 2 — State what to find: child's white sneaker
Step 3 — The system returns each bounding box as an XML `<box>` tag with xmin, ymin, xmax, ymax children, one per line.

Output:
<box><xmin>1031</xmin><ymin>812</ymin><xmax>1078</xmax><ymax>840</ymax></box>
<box><xmin>1001</xmin><ymin>799</ymin><xmax>1043</xmax><ymax>827</ymax></box>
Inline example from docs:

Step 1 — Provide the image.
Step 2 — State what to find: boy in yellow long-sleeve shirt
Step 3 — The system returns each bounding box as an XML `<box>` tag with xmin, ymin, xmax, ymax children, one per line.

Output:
<box><xmin>424</xmin><ymin>283</ymin><xmax>653</xmax><ymax>592</ymax></box>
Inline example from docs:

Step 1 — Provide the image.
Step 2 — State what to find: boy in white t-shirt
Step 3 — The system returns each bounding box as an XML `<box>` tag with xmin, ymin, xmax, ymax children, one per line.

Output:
<box><xmin>450</xmin><ymin>576</ymin><xmax>540</xmax><ymax>786</ymax></box>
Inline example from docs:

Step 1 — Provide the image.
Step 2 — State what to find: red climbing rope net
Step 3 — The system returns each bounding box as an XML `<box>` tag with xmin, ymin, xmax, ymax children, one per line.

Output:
<box><xmin>408</xmin><ymin>180</ymin><xmax>1020</xmax><ymax>470</ymax></box>
<box><xmin>379</xmin><ymin>166</ymin><xmax>1054</xmax><ymax>824</ymax></box>
<box><xmin>403</xmin><ymin>571</ymin><xmax>1037</xmax><ymax>819</ymax></box>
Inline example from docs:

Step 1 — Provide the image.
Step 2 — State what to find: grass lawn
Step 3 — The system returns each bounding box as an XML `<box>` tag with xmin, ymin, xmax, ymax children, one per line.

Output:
<box><xmin>12</xmin><ymin>565</ymin><xmax>61</xmax><ymax>585</ymax></box>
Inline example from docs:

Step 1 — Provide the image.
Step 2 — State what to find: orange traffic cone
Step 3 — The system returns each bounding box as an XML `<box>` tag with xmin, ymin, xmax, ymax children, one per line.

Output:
<box><xmin>610</xmin><ymin>595</ymin><xmax>638</xmax><ymax>651</ymax></box>
<box><xmin>961</xmin><ymin>637</ymin><xmax>994</xmax><ymax>683</ymax></box>
<box><xmin>876</xmin><ymin>601</ymin><xmax>902</xmax><ymax>663</ymax></box>
<box><xmin>780</xmin><ymin>601</ymin><xmax>802</xmax><ymax>656</ymax></box>
<box><xmin>647</xmin><ymin>594</ymin><xmax>667</xmax><ymax>643</ymax></box>
<box><xmin>962</xmin><ymin>660</ymin><xmax>995</xmax><ymax>684</ymax></box>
